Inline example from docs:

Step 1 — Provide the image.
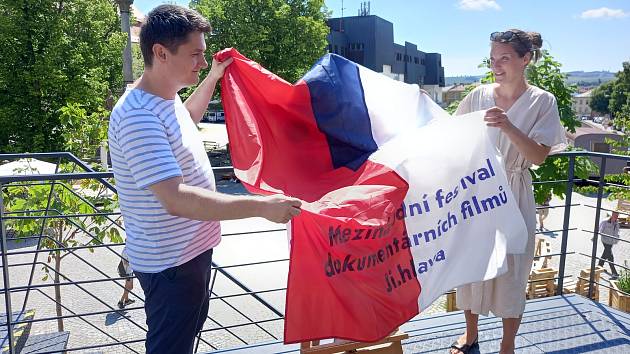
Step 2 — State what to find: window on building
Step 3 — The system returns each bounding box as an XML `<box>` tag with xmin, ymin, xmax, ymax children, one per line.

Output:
<box><xmin>334</xmin><ymin>45</ymin><xmax>338</xmax><ymax>54</ymax></box>
<box><xmin>414</xmin><ymin>57</ymin><xmax>419</xmax><ymax>64</ymax></box>
<box><xmin>421</xmin><ymin>58</ymin><xmax>425</xmax><ymax>65</ymax></box>
<box><xmin>592</xmin><ymin>142</ymin><xmax>611</xmax><ymax>153</ymax></box>
<box><xmin>396</xmin><ymin>53</ymin><xmax>402</xmax><ymax>61</ymax></box>
<box><xmin>349</xmin><ymin>43</ymin><xmax>364</xmax><ymax>51</ymax></box>
<box><xmin>341</xmin><ymin>47</ymin><xmax>346</xmax><ymax>56</ymax></box>
<box><xmin>328</xmin><ymin>44</ymin><xmax>332</xmax><ymax>52</ymax></box>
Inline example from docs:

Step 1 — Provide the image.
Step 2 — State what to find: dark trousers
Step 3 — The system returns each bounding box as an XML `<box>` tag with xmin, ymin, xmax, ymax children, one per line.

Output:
<box><xmin>598</xmin><ymin>244</ymin><xmax>618</xmax><ymax>276</ymax></box>
<box><xmin>135</xmin><ymin>249</ymin><xmax>213</xmax><ymax>354</ymax></box>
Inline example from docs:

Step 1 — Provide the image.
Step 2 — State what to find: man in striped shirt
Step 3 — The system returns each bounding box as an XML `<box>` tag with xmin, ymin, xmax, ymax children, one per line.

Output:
<box><xmin>108</xmin><ymin>5</ymin><xmax>301</xmax><ymax>353</ymax></box>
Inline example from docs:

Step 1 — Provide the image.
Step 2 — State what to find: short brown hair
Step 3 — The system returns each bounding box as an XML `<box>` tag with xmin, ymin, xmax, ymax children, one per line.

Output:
<box><xmin>140</xmin><ymin>5</ymin><xmax>211</xmax><ymax>67</ymax></box>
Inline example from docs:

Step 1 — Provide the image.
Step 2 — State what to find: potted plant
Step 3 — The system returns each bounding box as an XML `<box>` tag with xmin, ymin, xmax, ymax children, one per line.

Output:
<box><xmin>609</xmin><ymin>271</ymin><xmax>630</xmax><ymax>312</ymax></box>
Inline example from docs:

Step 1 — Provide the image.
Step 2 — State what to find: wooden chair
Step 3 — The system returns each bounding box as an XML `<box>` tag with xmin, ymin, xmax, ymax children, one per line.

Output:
<box><xmin>616</xmin><ymin>199</ymin><xmax>630</xmax><ymax>226</ymax></box>
<box><xmin>562</xmin><ymin>266</ymin><xmax>605</xmax><ymax>300</ymax></box>
<box><xmin>300</xmin><ymin>331</ymin><xmax>408</xmax><ymax>354</ymax></box>
<box><xmin>527</xmin><ymin>267</ymin><xmax>557</xmax><ymax>299</ymax></box>
<box><xmin>532</xmin><ymin>238</ymin><xmax>553</xmax><ymax>270</ymax></box>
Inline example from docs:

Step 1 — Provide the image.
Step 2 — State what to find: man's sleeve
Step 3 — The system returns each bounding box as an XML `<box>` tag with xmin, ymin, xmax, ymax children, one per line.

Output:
<box><xmin>117</xmin><ymin>109</ymin><xmax>183</xmax><ymax>189</ymax></box>
<box><xmin>598</xmin><ymin>221</ymin><xmax>606</xmax><ymax>233</ymax></box>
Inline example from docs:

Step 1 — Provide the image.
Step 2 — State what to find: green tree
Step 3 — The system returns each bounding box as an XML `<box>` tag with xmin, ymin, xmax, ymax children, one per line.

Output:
<box><xmin>600</xmin><ymin>63</ymin><xmax>630</xmax><ymax>200</ymax></box>
<box><xmin>525</xmin><ymin>53</ymin><xmax>599</xmax><ymax>202</ymax></box>
<box><xmin>0</xmin><ymin>1</ymin><xmax>127</xmax><ymax>331</ymax></box>
<box><xmin>526</xmin><ymin>50</ymin><xmax>580</xmax><ymax>133</ymax></box>
<box><xmin>191</xmin><ymin>0</ymin><xmax>330</xmax><ymax>84</ymax></box>
<box><xmin>610</xmin><ymin>107</ymin><xmax>630</xmax><ymax>138</ymax></box>
<box><xmin>589</xmin><ymin>80</ymin><xmax>614</xmax><ymax>115</ymax></box>
<box><xmin>0</xmin><ymin>0</ymin><xmax>126</xmax><ymax>153</ymax></box>
<box><xmin>132</xmin><ymin>43</ymin><xmax>144</xmax><ymax>80</ymax></box>
<box><xmin>525</xmin><ymin>52</ymin><xmax>596</xmax><ymax>202</ymax></box>
<box><xmin>609</xmin><ymin>62</ymin><xmax>630</xmax><ymax>118</ymax></box>
<box><xmin>3</xmin><ymin>172</ymin><xmax>121</xmax><ymax>331</ymax></box>
<box><xmin>59</xmin><ymin>103</ymin><xmax>110</xmax><ymax>165</ymax></box>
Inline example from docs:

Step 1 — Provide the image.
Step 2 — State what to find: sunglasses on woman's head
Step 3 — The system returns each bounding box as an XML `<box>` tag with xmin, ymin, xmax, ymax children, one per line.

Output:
<box><xmin>490</xmin><ymin>31</ymin><xmax>522</xmax><ymax>43</ymax></box>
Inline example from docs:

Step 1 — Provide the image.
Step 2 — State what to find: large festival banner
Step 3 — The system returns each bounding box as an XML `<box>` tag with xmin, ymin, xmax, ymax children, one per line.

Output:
<box><xmin>216</xmin><ymin>49</ymin><xmax>528</xmax><ymax>344</ymax></box>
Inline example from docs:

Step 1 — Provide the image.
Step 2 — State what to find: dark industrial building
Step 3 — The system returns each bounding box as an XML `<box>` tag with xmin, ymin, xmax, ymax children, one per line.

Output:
<box><xmin>326</xmin><ymin>15</ymin><xmax>445</xmax><ymax>91</ymax></box>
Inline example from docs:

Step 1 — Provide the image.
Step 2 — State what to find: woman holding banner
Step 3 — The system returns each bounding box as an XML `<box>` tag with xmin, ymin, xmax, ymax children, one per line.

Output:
<box><xmin>450</xmin><ymin>30</ymin><xmax>566</xmax><ymax>354</ymax></box>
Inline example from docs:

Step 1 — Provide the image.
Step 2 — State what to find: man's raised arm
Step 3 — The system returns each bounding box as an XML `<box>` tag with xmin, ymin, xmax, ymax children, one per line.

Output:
<box><xmin>185</xmin><ymin>57</ymin><xmax>233</xmax><ymax>124</ymax></box>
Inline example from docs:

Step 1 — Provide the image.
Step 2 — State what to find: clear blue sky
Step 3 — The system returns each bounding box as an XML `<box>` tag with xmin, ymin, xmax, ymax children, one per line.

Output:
<box><xmin>134</xmin><ymin>0</ymin><xmax>629</xmax><ymax>76</ymax></box>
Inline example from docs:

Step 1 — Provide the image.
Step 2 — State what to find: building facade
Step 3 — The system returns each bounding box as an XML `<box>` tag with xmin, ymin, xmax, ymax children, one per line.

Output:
<box><xmin>326</xmin><ymin>15</ymin><xmax>445</xmax><ymax>103</ymax></box>
<box><xmin>442</xmin><ymin>84</ymin><xmax>471</xmax><ymax>108</ymax></box>
<box><xmin>572</xmin><ymin>90</ymin><xmax>593</xmax><ymax>117</ymax></box>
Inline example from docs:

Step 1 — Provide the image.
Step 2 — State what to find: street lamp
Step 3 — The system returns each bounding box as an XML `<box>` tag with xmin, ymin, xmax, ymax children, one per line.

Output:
<box><xmin>116</xmin><ymin>0</ymin><xmax>134</xmax><ymax>87</ymax></box>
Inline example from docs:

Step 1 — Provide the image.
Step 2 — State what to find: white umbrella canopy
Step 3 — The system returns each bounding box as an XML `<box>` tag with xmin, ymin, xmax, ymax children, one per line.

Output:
<box><xmin>0</xmin><ymin>158</ymin><xmax>58</xmax><ymax>176</ymax></box>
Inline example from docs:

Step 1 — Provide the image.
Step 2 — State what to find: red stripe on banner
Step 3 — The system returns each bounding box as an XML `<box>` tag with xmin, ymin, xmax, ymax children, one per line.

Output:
<box><xmin>219</xmin><ymin>50</ymin><xmax>340</xmax><ymax>201</ymax></box>
<box><xmin>284</xmin><ymin>161</ymin><xmax>420</xmax><ymax>343</ymax></box>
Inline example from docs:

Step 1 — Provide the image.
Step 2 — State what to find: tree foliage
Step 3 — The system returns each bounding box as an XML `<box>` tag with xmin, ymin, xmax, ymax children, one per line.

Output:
<box><xmin>59</xmin><ymin>103</ymin><xmax>110</xmax><ymax>163</ymax></box>
<box><xmin>608</xmin><ymin>62</ymin><xmax>630</xmax><ymax>118</ymax></box>
<box><xmin>525</xmin><ymin>52</ymin><xmax>597</xmax><ymax>202</ymax></box>
<box><xmin>589</xmin><ymin>80</ymin><xmax>614</xmax><ymax>115</ymax></box>
<box><xmin>526</xmin><ymin>50</ymin><xmax>580</xmax><ymax>133</ymax></box>
<box><xmin>593</xmin><ymin>63</ymin><xmax>630</xmax><ymax>201</ymax></box>
<box><xmin>191</xmin><ymin>0</ymin><xmax>330</xmax><ymax>84</ymax></box>
<box><xmin>0</xmin><ymin>0</ymin><xmax>127</xmax><ymax>331</ymax></box>
<box><xmin>0</xmin><ymin>0</ymin><xmax>126</xmax><ymax>153</ymax></box>
<box><xmin>531</xmin><ymin>147</ymin><xmax>597</xmax><ymax>204</ymax></box>
<box><xmin>3</xmin><ymin>167</ymin><xmax>121</xmax><ymax>331</ymax></box>
<box><xmin>600</xmin><ymin>62</ymin><xmax>630</xmax><ymax>159</ymax></box>
<box><xmin>588</xmin><ymin>61</ymin><xmax>630</xmax><ymax>125</ymax></box>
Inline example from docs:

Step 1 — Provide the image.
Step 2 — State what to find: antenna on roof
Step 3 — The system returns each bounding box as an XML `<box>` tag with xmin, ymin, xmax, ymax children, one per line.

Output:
<box><xmin>358</xmin><ymin>1</ymin><xmax>370</xmax><ymax>16</ymax></box>
<box><xmin>340</xmin><ymin>0</ymin><xmax>346</xmax><ymax>32</ymax></box>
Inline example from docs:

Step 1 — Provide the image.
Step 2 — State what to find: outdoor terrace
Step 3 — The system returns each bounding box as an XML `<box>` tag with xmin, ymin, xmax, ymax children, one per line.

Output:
<box><xmin>0</xmin><ymin>151</ymin><xmax>629</xmax><ymax>353</ymax></box>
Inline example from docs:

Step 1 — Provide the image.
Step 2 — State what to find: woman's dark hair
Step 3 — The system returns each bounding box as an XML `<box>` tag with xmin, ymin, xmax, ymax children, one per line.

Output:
<box><xmin>140</xmin><ymin>5</ymin><xmax>211</xmax><ymax>67</ymax></box>
<box><xmin>494</xmin><ymin>29</ymin><xmax>543</xmax><ymax>64</ymax></box>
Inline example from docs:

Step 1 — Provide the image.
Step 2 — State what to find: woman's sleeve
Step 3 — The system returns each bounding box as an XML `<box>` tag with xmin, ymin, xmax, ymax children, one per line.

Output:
<box><xmin>454</xmin><ymin>91</ymin><xmax>474</xmax><ymax>116</ymax></box>
<box><xmin>529</xmin><ymin>94</ymin><xmax>567</xmax><ymax>153</ymax></box>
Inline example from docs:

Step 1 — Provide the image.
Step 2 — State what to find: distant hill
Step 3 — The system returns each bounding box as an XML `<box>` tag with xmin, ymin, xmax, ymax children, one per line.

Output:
<box><xmin>445</xmin><ymin>76</ymin><xmax>482</xmax><ymax>86</ymax></box>
<box><xmin>445</xmin><ymin>71</ymin><xmax>616</xmax><ymax>87</ymax></box>
<box><xmin>564</xmin><ymin>71</ymin><xmax>616</xmax><ymax>85</ymax></box>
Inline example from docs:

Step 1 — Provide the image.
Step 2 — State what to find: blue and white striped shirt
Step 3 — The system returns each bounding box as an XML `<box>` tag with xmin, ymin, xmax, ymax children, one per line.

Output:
<box><xmin>108</xmin><ymin>88</ymin><xmax>221</xmax><ymax>273</ymax></box>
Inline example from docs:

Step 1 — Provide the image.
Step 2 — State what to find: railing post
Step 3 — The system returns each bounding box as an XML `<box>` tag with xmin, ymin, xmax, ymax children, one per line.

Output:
<box><xmin>588</xmin><ymin>156</ymin><xmax>607</xmax><ymax>299</ymax></box>
<box><xmin>0</xmin><ymin>183</ymin><xmax>16</xmax><ymax>353</ymax></box>
<box><xmin>557</xmin><ymin>155</ymin><xmax>575</xmax><ymax>295</ymax></box>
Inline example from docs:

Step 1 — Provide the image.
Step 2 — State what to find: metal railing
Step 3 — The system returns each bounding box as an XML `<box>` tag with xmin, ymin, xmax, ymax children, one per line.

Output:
<box><xmin>0</xmin><ymin>152</ymin><xmax>287</xmax><ymax>353</ymax></box>
<box><xmin>543</xmin><ymin>151</ymin><xmax>630</xmax><ymax>299</ymax></box>
<box><xmin>1</xmin><ymin>151</ymin><xmax>630</xmax><ymax>353</ymax></box>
